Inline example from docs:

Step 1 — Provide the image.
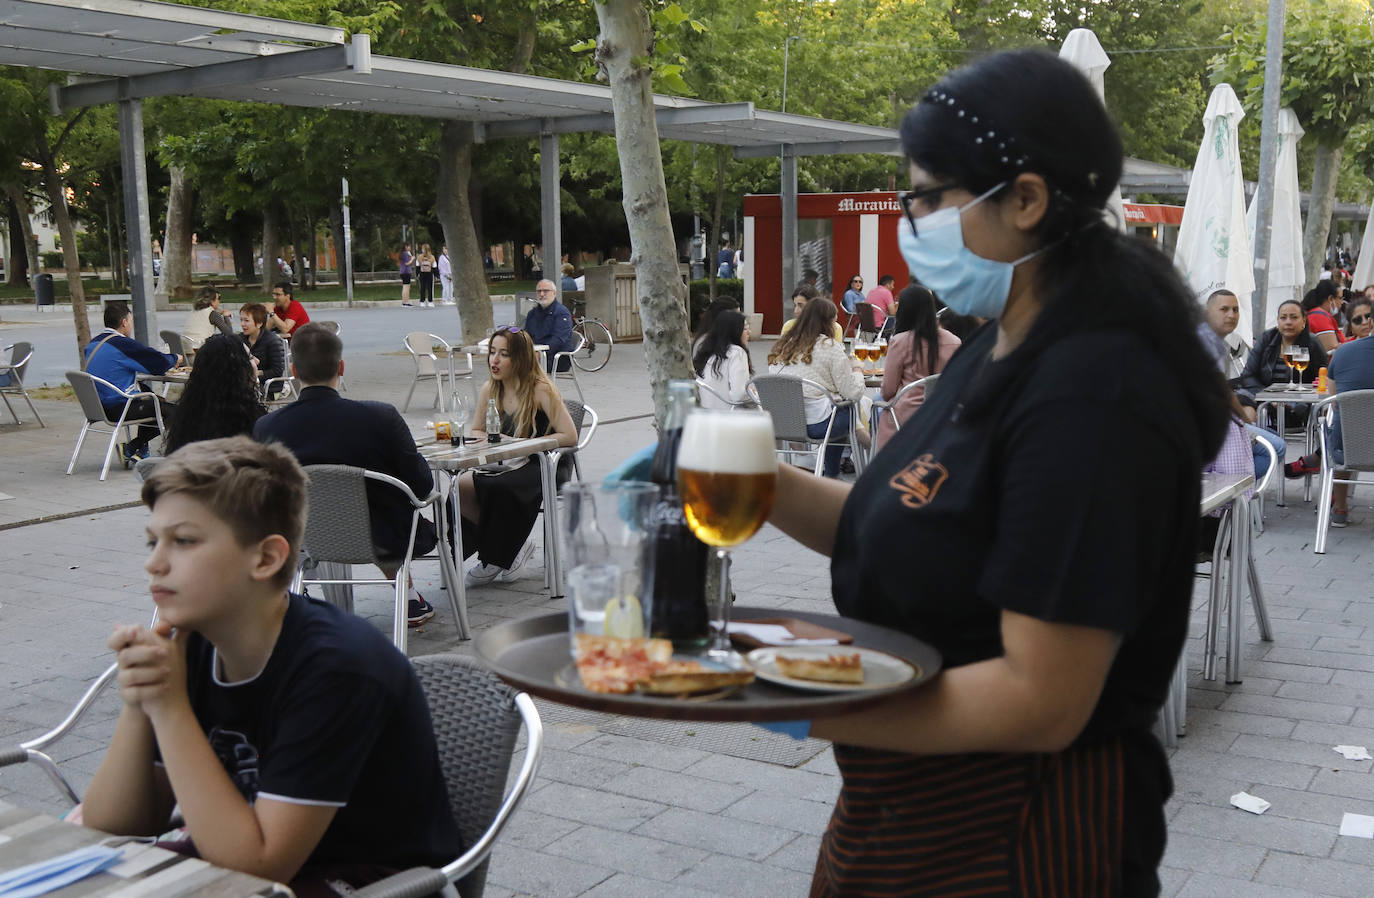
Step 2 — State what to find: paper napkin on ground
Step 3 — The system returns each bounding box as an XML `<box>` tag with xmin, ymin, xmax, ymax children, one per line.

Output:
<box><xmin>1230</xmin><ymin>792</ymin><xmax>1270</xmax><ymax>815</ymax></box>
<box><xmin>1334</xmin><ymin>745</ymin><xmax>1373</xmax><ymax>761</ymax></box>
<box><xmin>1340</xmin><ymin>813</ymin><xmax>1374</xmax><ymax>838</ymax></box>
<box><xmin>0</xmin><ymin>843</ymin><xmax>123</xmax><ymax>898</ymax></box>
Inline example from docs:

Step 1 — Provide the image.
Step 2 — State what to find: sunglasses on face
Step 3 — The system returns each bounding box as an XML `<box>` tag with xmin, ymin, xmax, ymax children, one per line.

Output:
<box><xmin>1352</xmin><ymin>314</ymin><xmax>1372</xmax><ymax>325</ymax></box>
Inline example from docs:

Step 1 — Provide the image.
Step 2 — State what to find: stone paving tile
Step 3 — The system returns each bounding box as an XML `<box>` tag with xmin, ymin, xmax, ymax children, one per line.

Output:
<box><xmin>569</xmin><ymin>733</ymin><xmax>710</xmax><ymax>772</ymax></box>
<box><xmin>523</xmin><ymin>782</ymin><xmax>667</xmax><ymax>833</ymax></box>
<box><xmin>721</xmin><ymin>791</ymin><xmax>835</xmax><ymax>837</ymax></box>
<box><xmin>1160</xmin><ymin>831</ymin><xmax>1268</xmax><ymax>879</ymax></box>
<box><xmin>578</xmin><ymin>873</ymin><xmax>717</xmax><ymax>898</ymax></box>
<box><xmin>1255</xmin><ymin>852</ymin><xmax>1374</xmax><ymax>897</ymax></box>
<box><xmin>671</xmin><ymin>852</ymin><xmax>815</xmax><ymax>898</ymax></box>
<box><xmin>485</xmin><ymin>843</ymin><xmax>612</xmax><ymax>898</ymax></box>
<box><xmin>1228</xmin><ymin>733</ymin><xmax>1374</xmax><ymax>772</ymax></box>
<box><xmin>633</xmin><ymin>807</ymin><xmax>797</xmax><ymax>860</ymax></box>
<box><xmin>542</xmin><ymin>824</ymin><xmax>709</xmax><ymax>881</ymax></box>
<box><xmin>1156</xmin><ymin>865</ymin><xmax>1190</xmax><ymax>898</ymax></box>
<box><xmin>1170</xmin><ymin>804</ymin><xmax>1337</xmax><ymax>858</ymax></box>
<box><xmin>1176</xmin><ymin>871</ymin><xmax>1340</xmax><ymax>897</ymax></box>
<box><xmin>1218</xmin><ymin>693</ymin><xmax>1357</xmax><ymax>725</ymax></box>
<box><xmin>679</xmin><ymin>754</ymin><xmax>839</xmax><ymax>804</ymax></box>
<box><xmin>596</xmin><ymin>766</ymin><xmax>751</xmax><ymax>814</ymax></box>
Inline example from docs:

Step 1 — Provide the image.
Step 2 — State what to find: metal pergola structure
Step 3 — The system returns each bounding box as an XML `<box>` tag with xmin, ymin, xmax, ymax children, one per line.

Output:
<box><xmin>0</xmin><ymin>0</ymin><xmax>900</xmax><ymax>341</ymax></box>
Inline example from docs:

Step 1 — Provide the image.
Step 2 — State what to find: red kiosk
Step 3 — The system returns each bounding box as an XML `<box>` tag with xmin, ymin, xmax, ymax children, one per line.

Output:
<box><xmin>743</xmin><ymin>191</ymin><xmax>908</xmax><ymax>334</ymax></box>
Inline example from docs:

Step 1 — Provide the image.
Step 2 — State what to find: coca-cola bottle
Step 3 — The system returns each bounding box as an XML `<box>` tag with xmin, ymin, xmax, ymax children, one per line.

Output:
<box><xmin>648</xmin><ymin>380</ymin><xmax>710</xmax><ymax>649</ymax></box>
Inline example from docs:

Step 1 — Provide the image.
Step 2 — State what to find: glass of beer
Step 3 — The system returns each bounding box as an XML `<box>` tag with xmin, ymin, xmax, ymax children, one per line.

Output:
<box><xmin>1292</xmin><ymin>346</ymin><xmax>1309</xmax><ymax>386</ymax></box>
<box><xmin>1281</xmin><ymin>345</ymin><xmax>1296</xmax><ymax>390</ymax></box>
<box><xmin>677</xmin><ymin>408</ymin><xmax>777</xmax><ymax>659</ymax></box>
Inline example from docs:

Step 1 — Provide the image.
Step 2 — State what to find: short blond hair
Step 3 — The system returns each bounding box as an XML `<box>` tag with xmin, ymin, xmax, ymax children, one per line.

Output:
<box><xmin>142</xmin><ymin>437</ymin><xmax>306</xmax><ymax>588</ymax></box>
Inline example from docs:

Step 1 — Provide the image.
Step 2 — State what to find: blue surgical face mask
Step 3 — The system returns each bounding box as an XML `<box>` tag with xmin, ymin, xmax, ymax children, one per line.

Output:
<box><xmin>898</xmin><ymin>182</ymin><xmax>1041</xmax><ymax>320</ymax></box>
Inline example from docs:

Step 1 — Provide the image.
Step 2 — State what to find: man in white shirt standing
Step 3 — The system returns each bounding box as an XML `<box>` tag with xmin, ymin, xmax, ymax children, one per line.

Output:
<box><xmin>438</xmin><ymin>245</ymin><xmax>454</xmax><ymax>305</ymax></box>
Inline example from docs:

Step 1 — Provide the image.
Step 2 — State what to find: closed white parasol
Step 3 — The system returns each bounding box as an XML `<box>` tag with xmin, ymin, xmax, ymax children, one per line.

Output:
<box><xmin>1175</xmin><ymin>83</ymin><xmax>1256</xmax><ymax>344</ymax></box>
<box><xmin>1058</xmin><ymin>29</ymin><xmax>1127</xmax><ymax>233</ymax></box>
<box><xmin>1246</xmin><ymin>107</ymin><xmax>1305</xmax><ymax>328</ymax></box>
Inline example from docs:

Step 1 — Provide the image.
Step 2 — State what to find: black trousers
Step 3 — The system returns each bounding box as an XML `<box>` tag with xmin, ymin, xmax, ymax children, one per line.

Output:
<box><xmin>102</xmin><ymin>394</ymin><xmax>171</xmax><ymax>454</ymax></box>
<box><xmin>418</xmin><ymin>271</ymin><xmax>435</xmax><ymax>303</ymax></box>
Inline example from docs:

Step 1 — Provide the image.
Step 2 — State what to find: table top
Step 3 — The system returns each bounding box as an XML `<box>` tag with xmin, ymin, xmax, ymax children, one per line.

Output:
<box><xmin>1200</xmin><ymin>471</ymin><xmax>1255</xmax><ymax>516</ymax></box>
<box><xmin>0</xmin><ymin>799</ymin><xmax>291</xmax><ymax>896</ymax></box>
<box><xmin>474</xmin><ymin>607</ymin><xmax>942</xmax><ymax>722</ymax></box>
<box><xmin>1255</xmin><ymin>385</ymin><xmax>1329</xmax><ymax>404</ymax></box>
<box><xmin>415</xmin><ymin>434</ymin><xmax>560</xmax><ymax>471</ymax></box>
<box><xmin>136</xmin><ymin>369</ymin><xmax>191</xmax><ymax>384</ymax></box>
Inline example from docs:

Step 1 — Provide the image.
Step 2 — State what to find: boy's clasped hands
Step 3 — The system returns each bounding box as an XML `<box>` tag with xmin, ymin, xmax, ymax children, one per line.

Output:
<box><xmin>108</xmin><ymin>620</ymin><xmax>190</xmax><ymax>719</ymax></box>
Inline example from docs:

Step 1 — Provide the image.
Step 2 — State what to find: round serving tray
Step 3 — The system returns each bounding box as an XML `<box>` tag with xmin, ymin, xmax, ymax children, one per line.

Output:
<box><xmin>473</xmin><ymin>606</ymin><xmax>942</xmax><ymax>722</ymax></box>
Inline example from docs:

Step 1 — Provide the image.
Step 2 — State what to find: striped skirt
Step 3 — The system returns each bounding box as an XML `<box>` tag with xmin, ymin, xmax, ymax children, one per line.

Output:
<box><xmin>810</xmin><ymin>738</ymin><xmax>1140</xmax><ymax>897</ymax></box>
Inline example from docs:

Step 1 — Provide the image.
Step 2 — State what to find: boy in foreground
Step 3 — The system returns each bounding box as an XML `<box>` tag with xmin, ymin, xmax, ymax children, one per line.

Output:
<box><xmin>82</xmin><ymin>437</ymin><xmax>458</xmax><ymax>896</ymax></box>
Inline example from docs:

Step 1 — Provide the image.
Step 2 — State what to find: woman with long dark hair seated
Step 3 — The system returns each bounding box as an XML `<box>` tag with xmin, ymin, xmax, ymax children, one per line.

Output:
<box><xmin>692</xmin><ymin>297</ymin><xmax>740</xmax><ymax>351</ymax></box>
<box><xmin>763</xmin><ymin>50</ymin><xmax>1229</xmax><ymax>895</ymax></box>
<box><xmin>163</xmin><ymin>334</ymin><xmax>267</xmax><ymax>455</ymax></box>
<box><xmin>693</xmin><ymin>309</ymin><xmax>753</xmax><ymax>409</ymax></box>
<box><xmin>876</xmin><ymin>284</ymin><xmax>961</xmax><ymax>449</ymax></box>
<box><xmin>767</xmin><ymin>297</ymin><xmax>866</xmax><ymax>477</ymax></box>
<box><xmin>459</xmin><ymin>327</ymin><xmax>577</xmax><ymax>585</ymax></box>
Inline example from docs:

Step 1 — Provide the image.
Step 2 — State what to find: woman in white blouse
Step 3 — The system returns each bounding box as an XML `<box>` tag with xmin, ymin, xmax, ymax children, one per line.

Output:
<box><xmin>694</xmin><ymin>309</ymin><xmax>752</xmax><ymax>409</ymax></box>
<box><xmin>767</xmin><ymin>298</ymin><xmax>866</xmax><ymax>477</ymax></box>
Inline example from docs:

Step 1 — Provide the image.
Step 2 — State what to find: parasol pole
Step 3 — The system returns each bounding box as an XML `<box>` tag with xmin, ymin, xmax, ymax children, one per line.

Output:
<box><xmin>1250</xmin><ymin>0</ymin><xmax>1288</xmax><ymax>339</ymax></box>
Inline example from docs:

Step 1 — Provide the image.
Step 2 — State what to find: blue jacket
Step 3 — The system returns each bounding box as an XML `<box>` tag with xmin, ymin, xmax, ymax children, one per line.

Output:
<box><xmin>83</xmin><ymin>329</ymin><xmax>177</xmax><ymax>406</ymax></box>
<box><xmin>524</xmin><ymin>300</ymin><xmax>575</xmax><ymax>358</ymax></box>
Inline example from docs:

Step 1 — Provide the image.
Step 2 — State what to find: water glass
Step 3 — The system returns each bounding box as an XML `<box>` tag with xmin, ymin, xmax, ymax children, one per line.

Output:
<box><xmin>561</xmin><ymin>482</ymin><xmax>659</xmax><ymax>644</ymax></box>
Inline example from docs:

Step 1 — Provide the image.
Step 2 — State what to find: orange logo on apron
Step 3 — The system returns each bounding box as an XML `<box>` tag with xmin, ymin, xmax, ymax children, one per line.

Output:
<box><xmin>889</xmin><ymin>453</ymin><xmax>949</xmax><ymax>508</ymax></box>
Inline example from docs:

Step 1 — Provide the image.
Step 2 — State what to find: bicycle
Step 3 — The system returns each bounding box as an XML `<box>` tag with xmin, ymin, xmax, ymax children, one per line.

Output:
<box><xmin>569</xmin><ymin>299</ymin><xmax>613</xmax><ymax>372</ymax></box>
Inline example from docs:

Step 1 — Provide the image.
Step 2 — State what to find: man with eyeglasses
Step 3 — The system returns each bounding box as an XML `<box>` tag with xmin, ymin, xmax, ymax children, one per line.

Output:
<box><xmin>523</xmin><ymin>279</ymin><xmax>574</xmax><ymax>372</ymax></box>
<box><xmin>266</xmin><ymin>281</ymin><xmax>310</xmax><ymax>337</ymax></box>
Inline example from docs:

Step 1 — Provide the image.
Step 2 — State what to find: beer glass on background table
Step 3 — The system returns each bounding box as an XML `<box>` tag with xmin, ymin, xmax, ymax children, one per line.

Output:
<box><xmin>676</xmin><ymin>408</ymin><xmax>777</xmax><ymax>662</ymax></box>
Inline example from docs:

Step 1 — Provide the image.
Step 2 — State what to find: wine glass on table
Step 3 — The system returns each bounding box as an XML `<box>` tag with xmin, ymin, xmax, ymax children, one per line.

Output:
<box><xmin>1292</xmin><ymin>346</ymin><xmax>1309</xmax><ymax>389</ymax></box>
<box><xmin>1281</xmin><ymin>345</ymin><xmax>1296</xmax><ymax>391</ymax></box>
<box><xmin>676</xmin><ymin>408</ymin><xmax>777</xmax><ymax>664</ymax></box>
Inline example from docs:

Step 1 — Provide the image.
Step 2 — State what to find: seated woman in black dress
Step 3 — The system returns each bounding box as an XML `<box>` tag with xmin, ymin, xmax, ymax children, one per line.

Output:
<box><xmin>163</xmin><ymin>334</ymin><xmax>267</xmax><ymax>455</ymax></box>
<box><xmin>239</xmin><ymin>302</ymin><xmax>287</xmax><ymax>397</ymax></box>
<box><xmin>459</xmin><ymin>327</ymin><xmax>577</xmax><ymax>585</ymax></box>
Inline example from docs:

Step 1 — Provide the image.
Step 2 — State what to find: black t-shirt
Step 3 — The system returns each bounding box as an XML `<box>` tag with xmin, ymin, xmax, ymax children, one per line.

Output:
<box><xmin>832</xmin><ymin>323</ymin><xmax>1204</xmax><ymax>886</ymax></box>
<box><xmin>175</xmin><ymin>594</ymin><xmax>460</xmax><ymax>871</ymax></box>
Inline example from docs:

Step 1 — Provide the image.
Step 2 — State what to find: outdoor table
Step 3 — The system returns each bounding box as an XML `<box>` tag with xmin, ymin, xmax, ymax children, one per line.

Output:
<box><xmin>474</xmin><ymin>607</ymin><xmax>942</xmax><ymax>723</ymax></box>
<box><xmin>1254</xmin><ymin>384</ymin><xmax>1328</xmax><ymax>506</ymax></box>
<box><xmin>414</xmin><ymin>435</ymin><xmax>562</xmax><ymax>638</ymax></box>
<box><xmin>136</xmin><ymin>368</ymin><xmax>191</xmax><ymax>398</ymax></box>
<box><xmin>0</xmin><ymin>799</ymin><xmax>292</xmax><ymax>897</ymax></box>
<box><xmin>1199</xmin><ymin>471</ymin><xmax>1256</xmax><ymax>684</ymax></box>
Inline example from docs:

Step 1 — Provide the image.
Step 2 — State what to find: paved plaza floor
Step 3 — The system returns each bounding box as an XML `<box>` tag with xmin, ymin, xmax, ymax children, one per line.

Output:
<box><xmin>4</xmin><ymin>304</ymin><xmax>1374</xmax><ymax>896</ymax></box>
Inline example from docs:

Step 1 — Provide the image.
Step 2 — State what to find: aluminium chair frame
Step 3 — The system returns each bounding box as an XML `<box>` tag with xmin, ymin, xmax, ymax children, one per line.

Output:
<box><xmin>549</xmin><ymin>332</ymin><xmax>585</xmax><ymax>402</ymax></box>
<box><xmin>535</xmin><ymin>400</ymin><xmax>599</xmax><ymax>598</ymax></box>
<box><xmin>748</xmin><ymin>373</ymin><xmax>864</xmax><ymax>477</ymax></box>
<box><xmin>0</xmin><ymin>341</ymin><xmax>44</xmax><ymax>426</ymax></box>
<box><xmin>694</xmin><ymin>378</ymin><xmax>757</xmax><ymax>410</ymax></box>
<box><xmin>403</xmin><ymin>332</ymin><xmax>450</xmax><ymax>413</ymax></box>
<box><xmin>292</xmin><ymin>465</ymin><xmax>451</xmax><ymax>653</ymax></box>
<box><xmin>1313</xmin><ymin>389</ymin><xmax>1374</xmax><ymax>553</ymax></box>
<box><xmin>65</xmin><ymin>370</ymin><xmax>166</xmax><ymax>481</ymax></box>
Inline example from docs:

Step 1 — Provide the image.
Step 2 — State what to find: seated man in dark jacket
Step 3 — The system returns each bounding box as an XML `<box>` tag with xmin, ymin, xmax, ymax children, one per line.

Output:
<box><xmin>523</xmin><ymin>279</ymin><xmax>575</xmax><ymax>372</ymax></box>
<box><xmin>253</xmin><ymin>324</ymin><xmax>439</xmax><ymax>626</ymax></box>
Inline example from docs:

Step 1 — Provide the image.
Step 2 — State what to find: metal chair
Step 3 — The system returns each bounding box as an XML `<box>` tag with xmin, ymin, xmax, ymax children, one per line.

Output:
<box><xmin>1314</xmin><ymin>389</ymin><xmax>1374</xmax><ymax>553</ymax></box>
<box><xmin>353</xmin><ymin>655</ymin><xmax>543</xmax><ymax>898</ymax></box>
<box><xmin>0</xmin><ymin>341</ymin><xmax>44</xmax><ymax>426</ymax></box>
<box><xmin>404</xmin><ymin>331</ymin><xmax>448</xmax><ymax>412</ymax></box>
<box><xmin>65</xmin><ymin>370</ymin><xmax>165</xmax><ymax>481</ymax></box>
<box><xmin>534</xmin><ymin>400</ymin><xmax>599</xmax><ymax>597</ymax></box>
<box><xmin>853</xmin><ymin>302</ymin><xmax>879</xmax><ymax>342</ymax></box>
<box><xmin>159</xmin><ymin>329</ymin><xmax>187</xmax><ymax>360</ymax></box>
<box><xmin>0</xmin><ymin>663</ymin><xmax>120</xmax><ymax>804</ymax></box>
<box><xmin>748</xmin><ymin>373</ymin><xmax>862</xmax><ymax>477</ymax></box>
<box><xmin>293</xmin><ymin>465</ymin><xmax>454</xmax><ymax>652</ymax></box>
<box><xmin>870</xmin><ymin>373</ymin><xmax>940</xmax><ymax>439</ymax></box>
<box><xmin>550</xmin><ymin>333</ymin><xmax>584</xmax><ymax>402</ymax></box>
<box><xmin>694</xmin><ymin>377</ymin><xmax>757</xmax><ymax>410</ymax></box>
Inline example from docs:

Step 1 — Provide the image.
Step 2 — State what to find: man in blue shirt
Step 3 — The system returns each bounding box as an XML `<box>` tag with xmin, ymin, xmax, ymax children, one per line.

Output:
<box><xmin>523</xmin><ymin>279</ymin><xmax>575</xmax><ymax>373</ymax></box>
<box><xmin>83</xmin><ymin>301</ymin><xmax>180</xmax><ymax>463</ymax></box>
<box><xmin>1322</xmin><ymin>335</ymin><xmax>1374</xmax><ymax>525</ymax></box>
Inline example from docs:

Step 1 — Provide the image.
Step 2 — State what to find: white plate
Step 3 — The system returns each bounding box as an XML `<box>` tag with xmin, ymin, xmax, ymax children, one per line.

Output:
<box><xmin>746</xmin><ymin>645</ymin><xmax>917</xmax><ymax>693</ymax></box>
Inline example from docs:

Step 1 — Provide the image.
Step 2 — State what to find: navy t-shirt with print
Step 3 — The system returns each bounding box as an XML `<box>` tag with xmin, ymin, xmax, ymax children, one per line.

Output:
<box><xmin>179</xmin><ymin>594</ymin><xmax>459</xmax><ymax>870</ymax></box>
<box><xmin>832</xmin><ymin>322</ymin><xmax>1205</xmax><ymax>890</ymax></box>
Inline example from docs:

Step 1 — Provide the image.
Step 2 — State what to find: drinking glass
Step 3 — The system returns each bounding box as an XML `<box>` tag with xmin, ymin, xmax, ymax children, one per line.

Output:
<box><xmin>450</xmin><ymin>390</ymin><xmax>472</xmax><ymax>443</ymax></box>
<box><xmin>676</xmin><ymin>408</ymin><xmax>777</xmax><ymax>661</ymax></box>
<box><xmin>1282</xmin><ymin>345</ymin><xmax>1296</xmax><ymax>390</ymax></box>
<box><xmin>561</xmin><ymin>483</ymin><xmax>659</xmax><ymax>650</ymax></box>
<box><xmin>1293</xmin><ymin>346</ymin><xmax>1309</xmax><ymax>387</ymax></box>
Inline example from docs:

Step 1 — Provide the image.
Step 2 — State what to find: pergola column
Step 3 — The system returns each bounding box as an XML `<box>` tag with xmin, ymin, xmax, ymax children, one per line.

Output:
<box><xmin>540</xmin><ymin>125</ymin><xmax>561</xmax><ymax>293</ymax></box>
<box><xmin>780</xmin><ymin>143</ymin><xmax>798</xmax><ymax>297</ymax></box>
<box><xmin>118</xmin><ymin>93</ymin><xmax>157</xmax><ymax>344</ymax></box>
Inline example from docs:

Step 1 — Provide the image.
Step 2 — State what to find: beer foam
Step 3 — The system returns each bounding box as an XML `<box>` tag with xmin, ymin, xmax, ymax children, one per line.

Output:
<box><xmin>677</xmin><ymin>411</ymin><xmax>776</xmax><ymax>474</ymax></box>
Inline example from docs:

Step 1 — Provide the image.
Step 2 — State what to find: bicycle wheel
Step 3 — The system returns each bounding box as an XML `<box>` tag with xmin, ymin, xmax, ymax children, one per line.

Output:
<box><xmin>573</xmin><ymin>318</ymin><xmax>613</xmax><ymax>372</ymax></box>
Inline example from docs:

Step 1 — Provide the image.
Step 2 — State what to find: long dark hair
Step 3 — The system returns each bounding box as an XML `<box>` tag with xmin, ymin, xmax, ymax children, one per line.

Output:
<box><xmin>163</xmin><ymin>335</ymin><xmax>266</xmax><ymax>455</ymax></box>
<box><xmin>693</xmin><ymin>310</ymin><xmax>752</xmax><ymax>378</ymax></box>
<box><xmin>900</xmin><ymin>49</ymin><xmax>1228</xmax><ymax>459</ymax></box>
<box><xmin>694</xmin><ymin>297</ymin><xmax>740</xmax><ymax>340</ymax></box>
<box><xmin>892</xmin><ymin>284</ymin><xmax>941</xmax><ymax>372</ymax></box>
<box><xmin>769</xmin><ymin>298</ymin><xmax>839</xmax><ymax>367</ymax></box>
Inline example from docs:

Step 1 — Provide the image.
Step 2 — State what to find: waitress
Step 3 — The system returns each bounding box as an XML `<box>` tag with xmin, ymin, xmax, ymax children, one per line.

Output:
<box><xmin>767</xmin><ymin>50</ymin><xmax>1230</xmax><ymax>896</ymax></box>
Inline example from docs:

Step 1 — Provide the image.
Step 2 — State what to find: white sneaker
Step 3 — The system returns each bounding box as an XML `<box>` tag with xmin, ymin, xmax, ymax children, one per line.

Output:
<box><xmin>496</xmin><ymin>541</ymin><xmax>536</xmax><ymax>582</ymax></box>
<box><xmin>465</xmin><ymin>562</ymin><xmax>503</xmax><ymax>587</ymax></box>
